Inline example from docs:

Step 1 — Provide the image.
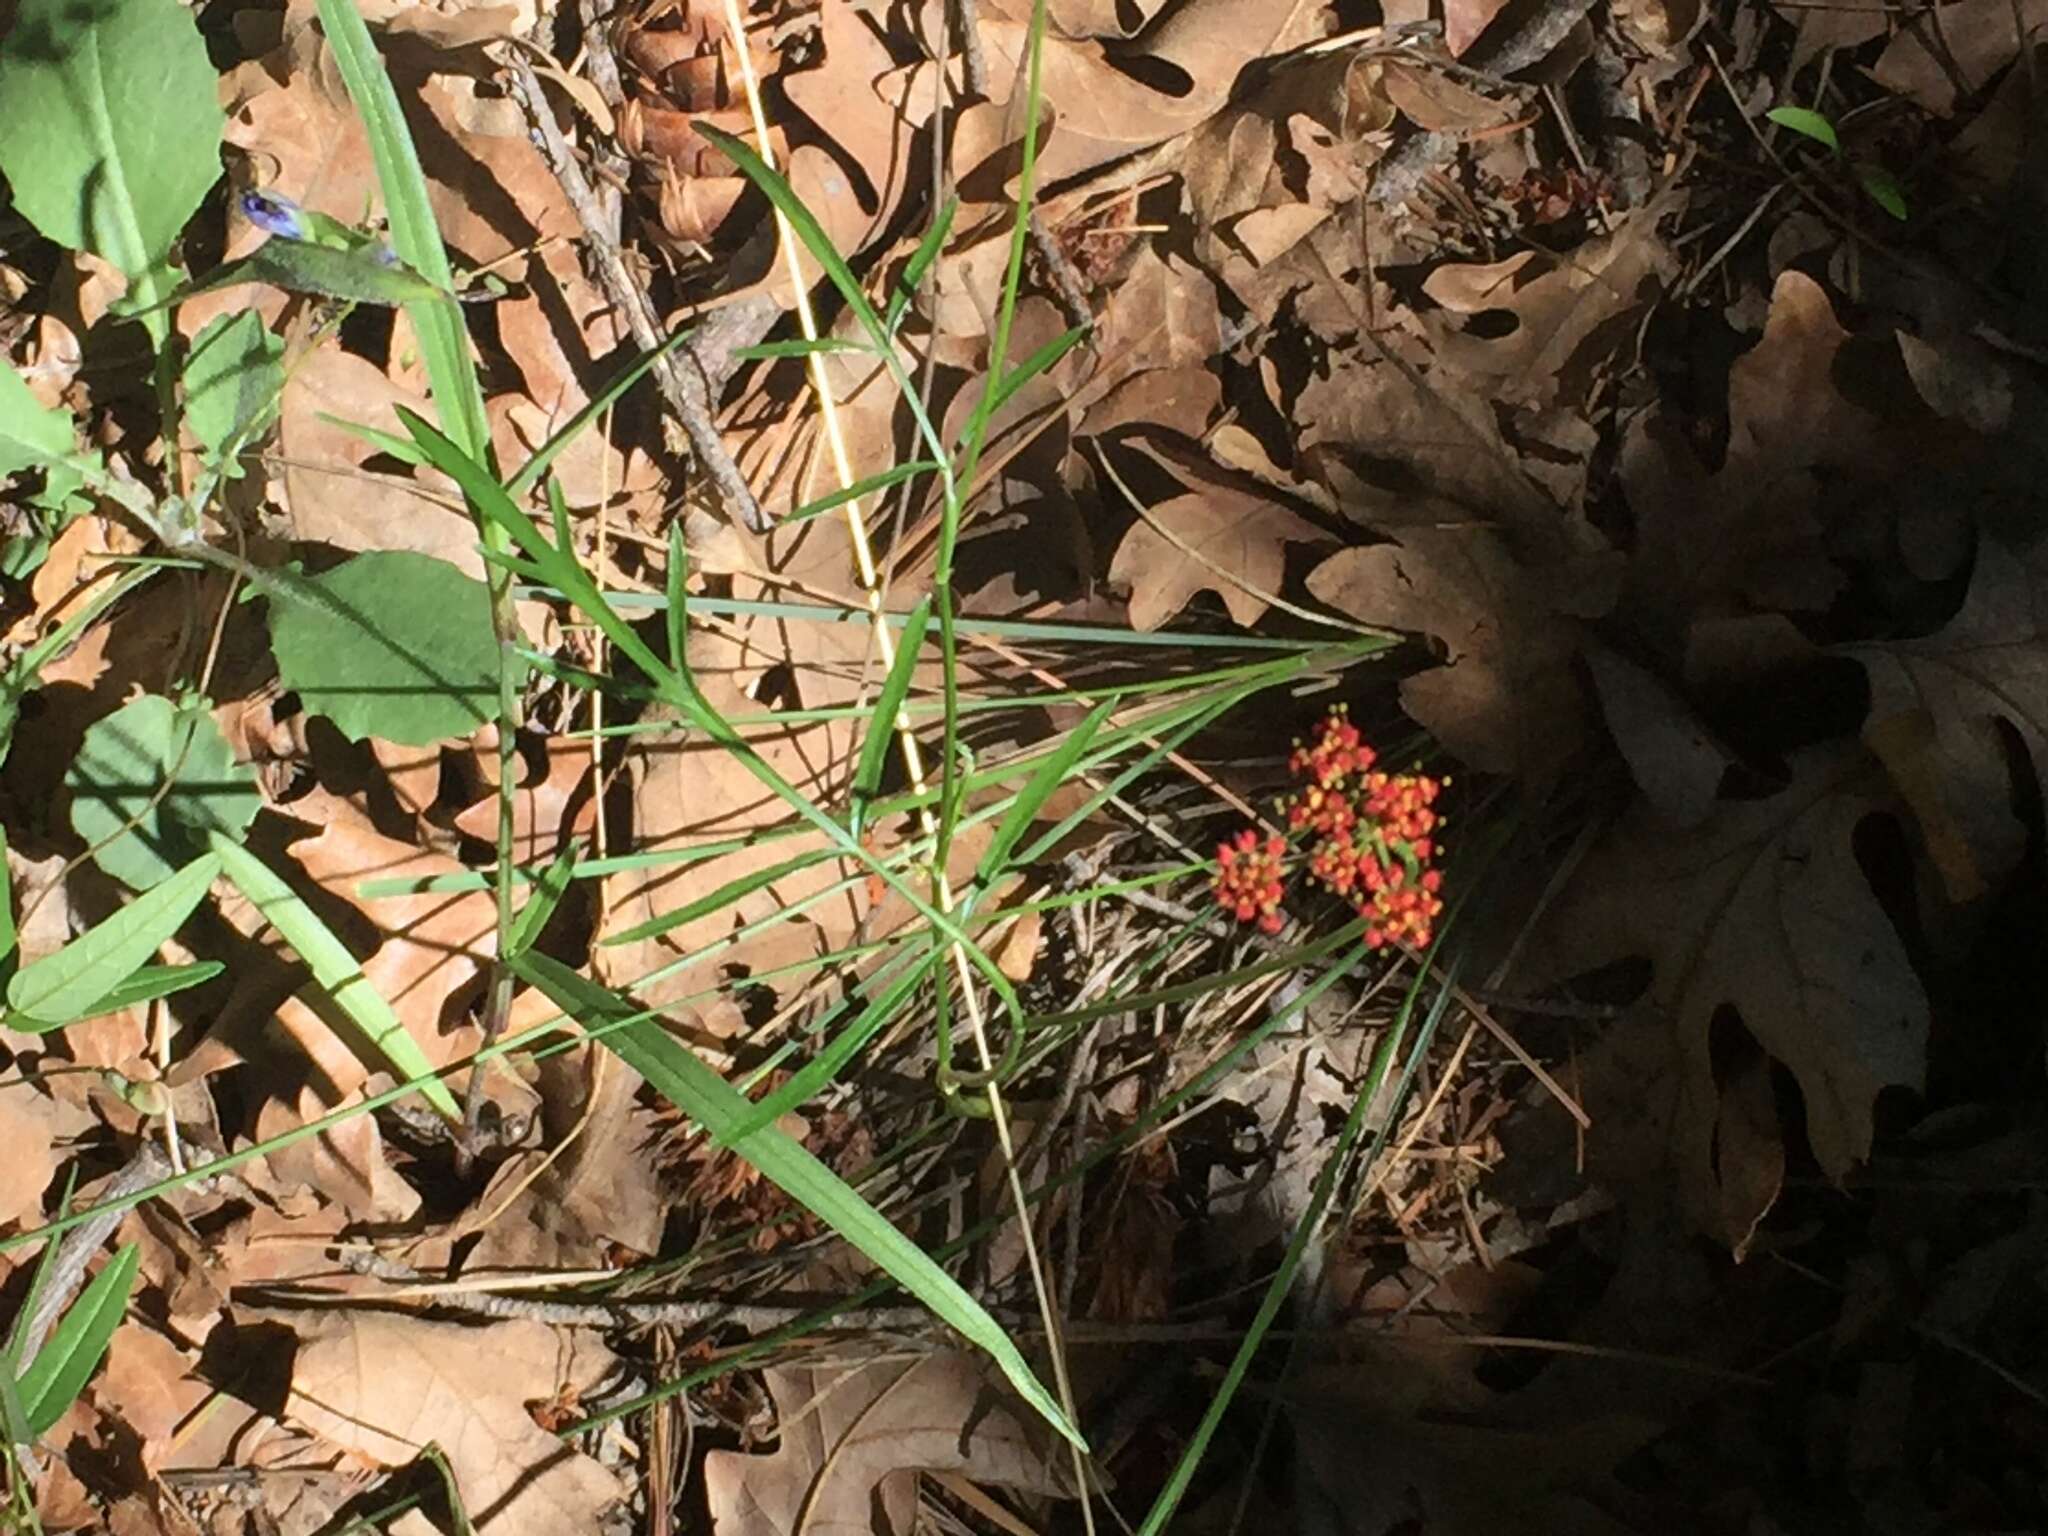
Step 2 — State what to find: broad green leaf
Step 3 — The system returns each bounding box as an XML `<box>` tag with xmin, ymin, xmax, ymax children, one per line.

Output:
<box><xmin>1766</xmin><ymin>106</ymin><xmax>1840</xmax><ymax>154</ymax></box>
<box><xmin>15</xmin><ymin>1242</ymin><xmax>139</xmax><ymax>1437</ymax></box>
<box><xmin>850</xmin><ymin>598</ymin><xmax>932</xmax><ymax>837</ymax></box>
<box><xmin>4</xmin><ymin>854</ymin><xmax>219</xmax><ymax>1026</ymax></box>
<box><xmin>513</xmin><ymin>950</ymin><xmax>1083</xmax><ymax>1449</ymax></box>
<box><xmin>266</xmin><ymin>552</ymin><xmax>513</xmax><ymax>746</ymax></box>
<box><xmin>0</xmin><ymin>364</ymin><xmax>75</xmax><ymax>479</ymax></box>
<box><xmin>67</xmin><ymin>694</ymin><xmax>261</xmax><ymax>890</ymax></box>
<box><xmin>184</xmin><ymin>312</ymin><xmax>283</xmax><ymax>469</ymax></box>
<box><xmin>0</xmin><ymin>0</ymin><xmax>221</xmax><ymax>292</ymax></box>
<box><xmin>211</xmin><ymin>833</ymin><xmax>462</xmax><ymax>1120</ymax></box>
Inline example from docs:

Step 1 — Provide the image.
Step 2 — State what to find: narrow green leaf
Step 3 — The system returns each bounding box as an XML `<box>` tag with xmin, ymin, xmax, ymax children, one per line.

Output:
<box><xmin>313</xmin><ymin>0</ymin><xmax>487</xmax><ymax>460</ymax></box>
<box><xmin>978</xmin><ymin>699</ymin><xmax>1114</xmax><ymax>885</ymax></box>
<box><xmin>693</xmin><ymin>124</ymin><xmax>890</xmax><ymax>350</ymax></box>
<box><xmin>0</xmin><ymin>0</ymin><xmax>222</xmax><ymax>295</ymax></box>
<box><xmin>211</xmin><ymin>833</ymin><xmax>462</xmax><ymax>1120</ymax></box>
<box><xmin>505</xmin><ymin>327</ymin><xmax>698</xmax><ymax>499</ymax></box>
<box><xmin>506</xmin><ymin>842</ymin><xmax>580</xmax><ymax>961</ymax></box>
<box><xmin>10</xmin><ymin>961</ymin><xmax>225</xmax><ymax>1036</ymax></box>
<box><xmin>171</xmin><ymin>239</ymin><xmax>450</xmax><ymax>309</ymax></box>
<box><xmin>0</xmin><ymin>825</ymin><xmax>14</xmax><ymax>966</ymax></box>
<box><xmin>512</xmin><ymin>950</ymin><xmax>1083</xmax><ymax>1449</ymax></box>
<box><xmin>5</xmin><ymin>853</ymin><xmax>220</xmax><ymax>1025</ymax></box>
<box><xmin>850</xmin><ymin>598</ymin><xmax>933</xmax><ymax>837</ymax></box>
<box><xmin>1766</xmin><ymin>106</ymin><xmax>1840</xmax><ymax>154</ymax></box>
<box><xmin>886</xmin><ymin>197</ymin><xmax>958</xmax><ymax>333</ymax></box>
<box><xmin>984</xmin><ymin>325</ymin><xmax>1089</xmax><ymax>421</ymax></box>
<box><xmin>733</xmin><ymin>337</ymin><xmax>871</xmax><ymax>360</ymax></box>
<box><xmin>787</xmin><ymin>460</ymin><xmax>941</xmax><ymax>525</ymax></box>
<box><xmin>601</xmin><ymin>848</ymin><xmax>837</xmax><ymax>949</ymax></box>
<box><xmin>16</xmin><ymin>1242</ymin><xmax>140</xmax><ymax>1437</ymax></box>
<box><xmin>718</xmin><ymin>944</ymin><xmax>938</xmax><ymax>1143</ymax></box>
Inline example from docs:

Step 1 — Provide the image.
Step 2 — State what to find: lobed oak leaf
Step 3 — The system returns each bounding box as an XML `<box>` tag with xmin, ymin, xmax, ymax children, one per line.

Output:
<box><xmin>1523</xmin><ymin>747</ymin><xmax>1927</xmax><ymax>1245</ymax></box>
<box><xmin>704</xmin><ymin>1352</ymin><xmax>1078</xmax><ymax>1536</ymax></box>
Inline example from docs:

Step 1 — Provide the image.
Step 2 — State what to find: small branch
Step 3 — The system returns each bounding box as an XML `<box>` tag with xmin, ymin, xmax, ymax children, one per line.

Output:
<box><xmin>1369</xmin><ymin>0</ymin><xmax>1601</xmax><ymax>208</ymax></box>
<box><xmin>14</xmin><ymin>1143</ymin><xmax>173</xmax><ymax>1365</ymax></box>
<box><xmin>510</xmin><ymin>59</ymin><xmax>774</xmax><ymax>533</ymax></box>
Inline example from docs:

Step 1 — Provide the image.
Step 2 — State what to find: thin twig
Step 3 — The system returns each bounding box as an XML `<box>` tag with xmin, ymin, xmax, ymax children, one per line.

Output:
<box><xmin>15</xmin><ymin>1142</ymin><xmax>173</xmax><ymax>1365</ymax></box>
<box><xmin>509</xmin><ymin>60</ymin><xmax>775</xmax><ymax>533</ymax></box>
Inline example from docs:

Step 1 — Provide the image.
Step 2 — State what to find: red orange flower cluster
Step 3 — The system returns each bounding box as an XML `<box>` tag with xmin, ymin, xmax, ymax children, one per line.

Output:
<box><xmin>1213</xmin><ymin>828</ymin><xmax>1288</xmax><ymax>934</ymax></box>
<box><xmin>1214</xmin><ymin>707</ymin><xmax>1449</xmax><ymax>950</ymax></box>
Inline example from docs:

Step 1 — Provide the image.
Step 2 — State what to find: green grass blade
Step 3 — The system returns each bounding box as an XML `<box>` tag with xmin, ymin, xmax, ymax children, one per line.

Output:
<box><xmin>210</xmin><ymin>833</ymin><xmax>462</xmax><ymax>1121</ymax></box>
<box><xmin>4</xmin><ymin>853</ymin><xmax>220</xmax><ymax>1026</ymax></box>
<box><xmin>511</xmin><ymin>950</ymin><xmax>1083</xmax><ymax>1448</ymax></box>
<box><xmin>886</xmin><ymin>197</ymin><xmax>957</xmax><ymax>333</ymax></box>
<box><xmin>982</xmin><ymin>325</ymin><xmax>1088</xmax><ymax>423</ymax></box>
<box><xmin>16</xmin><ymin>1241</ymin><xmax>139</xmax><ymax>1436</ymax></box>
<box><xmin>787</xmin><ymin>461</ymin><xmax>941</xmax><ymax>526</ymax></box>
<box><xmin>505</xmin><ymin>327</ymin><xmax>698</xmax><ymax>500</ymax></box>
<box><xmin>599</xmin><ymin>847</ymin><xmax>839</xmax><ymax>949</ymax></box>
<box><xmin>506</xmin><ymin>842</ymin><xmax>579</xmax><ymax>960</ymax></box>
<box><xmin>851</xmin><ymin>597</ymin><xmax>933</xmax><ymax>838</ymax></box>
<box><xmin>717</xmin><ymin>943</ymin><xmax>938</xmax><ymax>1143</ymax></box>
<box><xmin>976</xmin><ymin>698</ymin><xmax>1112</xmax><ymax>887</ymax></box>
<box><xmin>693</xmin><ymin>124</ymin><xmax>890</xmax><ymax>351</ymax></box>
<box><xmin>313</xmin><ymin>0</ymin><xmax>487</xmax><ymax>459</ymax></box>
<box><xmin>733</xmin><ymin>337</ymin><xmax>871</xmax><ymax>361</ymax></box>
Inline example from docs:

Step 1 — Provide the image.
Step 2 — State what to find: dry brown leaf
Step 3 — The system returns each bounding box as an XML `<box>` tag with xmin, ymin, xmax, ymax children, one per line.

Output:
<box><xmin>703</xmin><ymin>1352</ymin><xmax>1078</xmax><ymax>1536</ymax></box>
<box><xmin>1108</xmin><ymin>441</ymin><xmax>1330</xmax><ymax>630</ymax></box>
<box><xmin>1524</xmin><ymin>746</ymin><xmax>1927</xmax><ymax>1240</ymax></box>
<box><xmin>90</xmin><ymin>1324</ymin><xmax>211</xmax><ymax>1470</ymax></box>
<box><xmin>284</xmin><ymin>1310</ymin><xmax>625</xmax><ymax>1533</ymax></box>
<box><xmin>274</xmin><ymin>347</ymin><xmax>484</xmax><ymax>579</ymax></box>
<box><xmin>1845</xmin><ymin>536</ymin><xmax>2048</xmax><ymax>902</ymax></box>
<box><xmin>1871</xmin><ymin>0</ymin><xmax>2032</xmax><ymax>116</ymax></box>
<box><xmin>1306</xmin><ymin>528</ymin><xmax>1593</xmax><ymax>780</ymax></box>
<box><xmin>1581</xmin><ymin>642</ymin><xmax>1729</xmax><ymax>829</ymax></box>
<box><xmin>453</xmin><ymin>736</ymin><xmax>598</xmax><ymax>866</ymax></box>
<box><xmin>1620</xmin><ymin>270</ymin><xmax>1890</xmax><ymax>633</ymax></box>
<box><xmin>0</xmin><ymin>1083</ymin><xmax>92</xmax><ymax>1228</ymax></box>
<box><xmin>1421</xmin><ymin>208</ymin><xmax>1675</xmax><ymax>405</ymax></box>
<box><xmin>1381</xmin><ymin>58</ymin><xmax>1513</xmax><ymax>134</ymax></box>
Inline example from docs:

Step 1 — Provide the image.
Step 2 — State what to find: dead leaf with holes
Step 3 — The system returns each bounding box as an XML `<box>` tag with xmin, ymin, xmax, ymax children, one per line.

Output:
<box><xmin>704</xmin><ymin>1351</ymin><xmax>1079</xmax><ymax>1536</ymax></box>
<box><xmin>1421</xmin><ymin>203</ymin><xmax>1676</xmax><ymax>406</ymax></box>
<box><xmin>1522</xmin><ymin>745</ymin><xmax>1928</xmax><ymax>1247</ymax></box>
<box><xmin>282</xmin><ymin>1310</ymin><xmax>625</xmax><ymax>1534</ymax></box>
<box><xmin>1843</xmin><ymin>536</ymin><xmax>2048</xmax><ymax>903</ymax></box>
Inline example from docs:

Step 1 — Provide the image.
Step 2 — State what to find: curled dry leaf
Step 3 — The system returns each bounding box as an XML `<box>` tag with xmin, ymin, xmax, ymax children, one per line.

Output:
<box><xmin>704</xmin><ymin>1352</ymin><xmax>1080</xmax><ymax>1536</ymax></box>
<box><xmin>283</xmin><ymin>1310</ymin><xmax>625</xmax><ymax>1535</ymax></box>
<box><xmin>1524</xmin><ymin>747</ymin><xmax>1927</xmax><ymax>1244</ymax></box>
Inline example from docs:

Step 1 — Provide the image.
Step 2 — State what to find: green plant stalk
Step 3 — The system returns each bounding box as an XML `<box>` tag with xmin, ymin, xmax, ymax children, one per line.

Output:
<box><xmin>310</xmin><ymin>0</ymin><xmax>519</xmax><ymax>1156</ymax></box>
<box><xmin>1133</xmin><ymin>950</ymin><xmax>1462</xmax><ymax>1536</ymax></box>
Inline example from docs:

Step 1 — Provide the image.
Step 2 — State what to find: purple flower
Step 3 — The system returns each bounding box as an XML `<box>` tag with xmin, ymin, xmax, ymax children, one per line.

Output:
<box><xmin>239</xmin><ymin>190</ymin><xmax>307</xmax><ymax>242</ymax></box>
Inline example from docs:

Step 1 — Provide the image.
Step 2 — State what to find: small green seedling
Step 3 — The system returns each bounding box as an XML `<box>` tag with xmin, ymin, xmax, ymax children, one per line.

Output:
<box><xmin>1767</xmin><ymin>105</ymin><xmax>1909</xmax><ymax>221</ymax></box>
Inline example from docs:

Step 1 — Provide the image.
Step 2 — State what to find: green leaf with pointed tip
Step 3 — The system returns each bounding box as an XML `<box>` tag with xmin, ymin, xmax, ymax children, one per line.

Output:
<box><xmin>1766</xmin><ymin>106</ymin><xmax>1840</xmax><ymax>154</ymax></box>
<box><xmin>5</xmin><ymin>853</ymin><xmax>219</xmax><ymax>1027</ymax></box>
<box><xmin>15</xmin><ymin>1242</ymin><xmax>140</xmax><ymax>1437</ymax></box>
<box><xmin>512</xmin><ymin>950</ymin><xmax>1084</xmax><ymax>1450</ymax></box>
<box><xmin>164</xmin><ymin>240</ymin><xmax>449</xmax><ymax>311</ymax></box>
<box><xmin>851</xmin><ymin>599</ymin><xmax>932</xmax><ymax>837</ymax></box>
<box><xmin>1856</xmin><ymin>163</ymin><xmax>1909</xmax><ymax>220</ymax></box>
<box><xmin>977</xmin><ymin>699</ymin><xmax>1115</xmax><ymax>886</ymax></box>
<box><xmin>0</xmin><ymin>0</ymin><xmax>221</xmax><ymax>296</ymax></box>
<box><xmin>267</xmin><ymin>552</ymin><xmax>513</xmax><ymax>746</ymax></box>
<box><xmin>66</xmin><ymin>694</ymin><xmax>261</xmax><ymax>891</ymax></box>
<box><xmin>211</xmin><ymin>833</ymin><xmax>462</xmax><ymax>1121</ymax></box>
<box><xmin>184</xmin><ymin>312</ymin><xmax>283</xmax><ymax>470</ymax></box>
